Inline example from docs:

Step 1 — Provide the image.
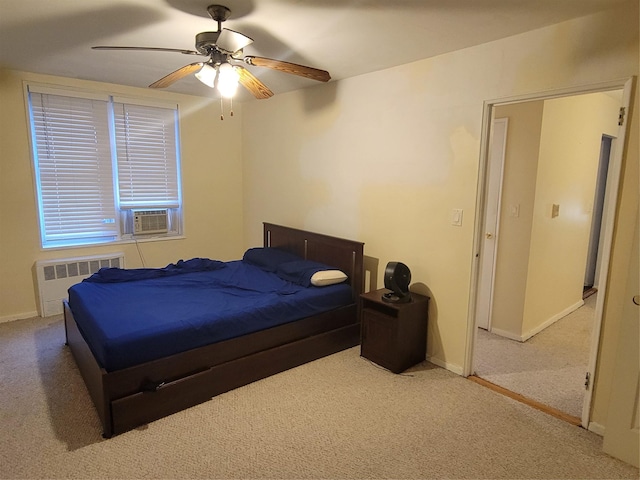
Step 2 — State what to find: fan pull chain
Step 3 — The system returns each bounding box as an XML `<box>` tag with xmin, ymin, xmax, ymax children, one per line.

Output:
<box><xmin>219</xmin><ymin>98</ymin><xmax>234</xmax><ymax>120</ymax></box>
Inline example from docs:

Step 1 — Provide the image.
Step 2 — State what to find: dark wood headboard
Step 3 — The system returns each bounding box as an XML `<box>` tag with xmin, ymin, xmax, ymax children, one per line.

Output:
<box><xmin>263</xmin><ymin>223</ymin><xmax>365</xmax><ymax>299</ymax></box>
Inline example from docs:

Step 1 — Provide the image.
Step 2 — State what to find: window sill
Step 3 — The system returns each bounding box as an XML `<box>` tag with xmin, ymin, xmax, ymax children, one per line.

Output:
<box><xmin>41</xmin><ymin>234</ymin><xmax>185</xmax><ymax>252</ymax></box>
<box><xmin>120</xmin><ymin>234</ymin><xmax>186</xmax><ymax>244</ymax></box>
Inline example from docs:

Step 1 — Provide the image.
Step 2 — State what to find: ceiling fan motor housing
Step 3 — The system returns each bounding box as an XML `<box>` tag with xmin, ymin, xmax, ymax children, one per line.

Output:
<box><xmin>195</xmin><ymin>31</ymin><xmax>222</xmax><ymax>55</ymax></box>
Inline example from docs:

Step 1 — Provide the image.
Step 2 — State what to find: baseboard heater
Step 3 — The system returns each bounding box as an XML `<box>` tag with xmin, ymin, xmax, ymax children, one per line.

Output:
<box><xmin>35</xmin><ymin>253</ymin><xmax>125</xmax><ymax>317</ymax></box>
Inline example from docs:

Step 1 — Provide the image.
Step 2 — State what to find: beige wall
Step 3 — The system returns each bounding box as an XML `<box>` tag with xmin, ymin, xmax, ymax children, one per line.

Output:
<box><xmin>242</xmin><ymin>3</ymin><xmax>638</xmax><ymax>377</ymax></box>
<box><xmin>491</xmin><ymin>101</ymin><xmax>544</xmax><ymax>337</ymax></box>
<box><xmin>0</xmin><ymin>70</ymin><xmax>245</xmax><ymax>321</ymax></box>
<box><xmin>522</xmin><ymin>93</ymin><xmax>621</xmax><ymax>337</ymax></box>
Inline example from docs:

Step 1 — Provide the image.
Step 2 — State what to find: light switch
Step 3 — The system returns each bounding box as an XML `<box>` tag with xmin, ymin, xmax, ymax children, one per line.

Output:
<box><xmin>451</xmin><ymin>208</ymin><xmax>463</xmax><ymax>226</ymax></box>
<box><xmin>552</xmin><ymin>204</ymin><xmax>560</xmax><ymax>218</ymax></box>
<box><xmin>509</xmin><ymin>204</ymin><xmax>520</xmax><ymax>218</ymax></box>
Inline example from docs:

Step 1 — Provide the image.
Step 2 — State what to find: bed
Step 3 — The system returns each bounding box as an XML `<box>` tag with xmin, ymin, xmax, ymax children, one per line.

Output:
<box><xmin>64</xmin><ymin>223</ymin><xmax>364</xmax><ymax>438</ymax></box>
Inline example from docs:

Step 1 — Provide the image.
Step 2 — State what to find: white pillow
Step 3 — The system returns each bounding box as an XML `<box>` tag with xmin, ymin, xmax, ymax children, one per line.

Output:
<box><xmin>310</xmin><ymin>269</ymin><xmax>348</xmax><ymax>287</ymax></box>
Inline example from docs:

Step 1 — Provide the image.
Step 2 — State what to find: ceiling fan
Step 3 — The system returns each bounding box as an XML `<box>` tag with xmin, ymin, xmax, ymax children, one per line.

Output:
<box><xmin>92</xmin><ymin>4</ymin><xmax>331</xmax><ymax>100</ymax></box>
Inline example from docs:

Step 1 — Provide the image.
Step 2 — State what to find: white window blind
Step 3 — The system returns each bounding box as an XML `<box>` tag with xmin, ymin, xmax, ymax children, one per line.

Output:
<box><xmin>28</xmin><ymin>86</ymin><xmax>183</xmax><ymax>248</ymax></box>
<box><xmin>29</xmin><ymin>92</ymin><xmax>118</xmax><ymax>246</ymax></box>
<box><xmin>113</xmin><ymin>103</ymin><xmax>180</xmax><ymax>209</ymax></box>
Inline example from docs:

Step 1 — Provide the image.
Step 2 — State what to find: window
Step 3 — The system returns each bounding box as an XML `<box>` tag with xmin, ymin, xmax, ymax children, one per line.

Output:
<box><xmin>27</xmin><ymin>86</ymin><xmax>182</xmax><ymax>248</ymax></box>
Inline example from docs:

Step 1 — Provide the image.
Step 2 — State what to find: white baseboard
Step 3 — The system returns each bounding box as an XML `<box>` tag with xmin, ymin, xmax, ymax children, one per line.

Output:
<box><xmin>521</xmin><ymin>299</ymin><xmax>584</xmax><ymax>341</ymax></box>
<box><xmin>0</xmin><ymin>311</ymin><xmax>39</xmax><ymax>324</ymax></box>
<box><xmin>427</xmin><ymin>355</ymin><xmax>464</xmax><ymax>376</ymax></box>
<box><xmin>489</xmin><ymin>299</ymin><xmax>585</xmax><ymax>342</ymax></box>
<box><xmin>488</xmin><ymin>327</ymin><xmax>524</xmax><ymax>342</ymax></box>
<box><xmin>588</xmin><ymin>422</ymin><xmax>605</xmax><ymax>436</ymax></box>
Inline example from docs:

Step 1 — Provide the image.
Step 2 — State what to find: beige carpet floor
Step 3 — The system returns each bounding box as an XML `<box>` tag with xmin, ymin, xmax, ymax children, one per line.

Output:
<box><xmin>474</xmin><ymin>294</ymin><xmax>596</xmax><ymax>419</ymax></box>
<box><xmin>1</xmin><ymin>312</ymin><xmax>637</xmax><ymax>479</ymax></box>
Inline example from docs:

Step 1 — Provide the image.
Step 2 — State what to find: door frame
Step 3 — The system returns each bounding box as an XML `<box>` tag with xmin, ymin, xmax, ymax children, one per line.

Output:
<box><xmin>463</xmin><ymin>77</ymin><xmax>635</xmax><ymax>430</ymax></box>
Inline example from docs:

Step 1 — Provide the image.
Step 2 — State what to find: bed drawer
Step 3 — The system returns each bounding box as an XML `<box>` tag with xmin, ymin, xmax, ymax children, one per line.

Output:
<box><xmin>109</xmin><ymin>323</ymin><xmax>360</xmax><ymax>436</ymax></box>
<box><xmin>111</xmin><ymin>367</ymin><xmax>215</xmax><ymax>435</ymax></box>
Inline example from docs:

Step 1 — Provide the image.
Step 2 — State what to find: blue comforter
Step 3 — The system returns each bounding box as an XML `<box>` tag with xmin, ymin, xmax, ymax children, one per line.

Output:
<box><xmin>68</xmin><ymin>260</ymin><xmax>353</xmax><ymax>371</ymax></box>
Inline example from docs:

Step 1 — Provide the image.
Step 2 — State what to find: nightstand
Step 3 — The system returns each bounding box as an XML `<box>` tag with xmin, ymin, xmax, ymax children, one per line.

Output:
<box><xmin>359</xmin><ymin>288</ymin><xmax>429</xmax><ymax>373</ymax></box>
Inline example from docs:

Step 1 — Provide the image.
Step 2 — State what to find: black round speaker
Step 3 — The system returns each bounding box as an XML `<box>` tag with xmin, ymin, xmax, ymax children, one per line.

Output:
<box><xmin>382</xmin><ymin>262</ymin><xmax>412</xmax><ymax>303</ymax></box>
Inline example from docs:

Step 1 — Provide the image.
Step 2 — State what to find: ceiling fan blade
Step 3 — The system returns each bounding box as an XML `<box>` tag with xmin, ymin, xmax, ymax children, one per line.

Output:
<box><xmin>237</xmin><ymin>67</ymin><xmax>273</xmax><ymax>99</ymax></box>
<box><xmin>149</xmin><ymin>62</ymin><xmax>204</xmax><ymax>88</ymax></box>
<box><xmin>244</xmin><ymin>56</ymin><xmax>330</xmax><ymax>82</ymax></box>
<box><xmin>216</xmin><ymin>28</ymin><xmax>253</xmax><ymax>53</ymax></box>
<box><xmin>92</xmin><ymin>46</ymin><xmax>202</xmax><ymax>56</ymax></box>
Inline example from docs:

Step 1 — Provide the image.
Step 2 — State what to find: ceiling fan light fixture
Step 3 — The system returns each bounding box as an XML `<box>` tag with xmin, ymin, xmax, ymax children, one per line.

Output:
<box><xmin>195</xmin><ymin>64</ymin><xmax>217</xmax><ymax>88</ymax></box>
<box><xmin>217</xmin><ymin>62</ymin><xmax>240</xmax><ymax>98</ymax></box>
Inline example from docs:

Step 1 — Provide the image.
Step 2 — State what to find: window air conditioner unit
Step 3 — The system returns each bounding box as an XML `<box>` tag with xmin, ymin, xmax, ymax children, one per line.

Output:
<box><xmin>133</xmin><ymin>209</ymin><xmax>168</xmax><ymax>235</ymax></box>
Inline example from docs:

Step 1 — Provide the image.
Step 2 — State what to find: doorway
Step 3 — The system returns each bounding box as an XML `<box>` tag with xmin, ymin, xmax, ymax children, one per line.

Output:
<box><xmin>467</xmin><ymin>80</ymin><xmax>632</xmax><ymax>429</ymax></box>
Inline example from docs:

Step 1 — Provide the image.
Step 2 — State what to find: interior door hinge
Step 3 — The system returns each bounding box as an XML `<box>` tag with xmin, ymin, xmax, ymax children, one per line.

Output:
<box><xmin>584</xmin><ymin>371</ymin><xmax>591</xmax><ymax>389</ymax></box>
<box><xmin>618</xmin><ymin>107</ymin><xmax>626</xmax><ymax>126</ymax></box>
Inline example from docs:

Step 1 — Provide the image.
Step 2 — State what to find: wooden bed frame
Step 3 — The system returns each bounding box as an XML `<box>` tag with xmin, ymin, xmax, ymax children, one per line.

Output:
<box><xmin>64</xmin><ymin>223</ymin><xmax>364</xmax><ymax>438</ymax></box>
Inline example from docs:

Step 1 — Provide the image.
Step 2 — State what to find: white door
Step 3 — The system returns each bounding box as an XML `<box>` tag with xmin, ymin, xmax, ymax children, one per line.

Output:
<box><xmin>602</xmin><ymin>212</ymin><xmax>639</xmax><ymax>467</ymax></box>
<box><xmin>475</xmin><ymin>118</ymin><xmax>508</xmax><ymax>330</ymax></box>
<box><xmin>582</xmin><ymin>77</ymin><xmax>635</xmax><ymax>428</ymax></box>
